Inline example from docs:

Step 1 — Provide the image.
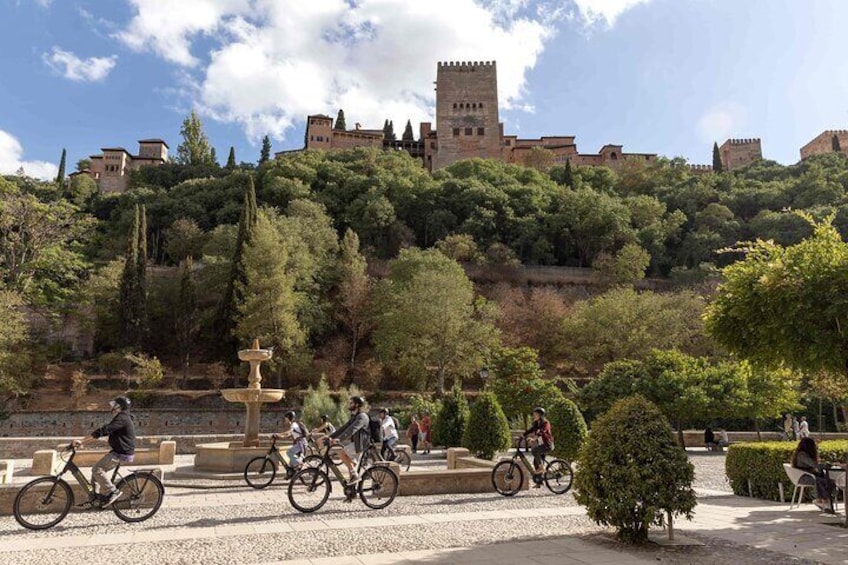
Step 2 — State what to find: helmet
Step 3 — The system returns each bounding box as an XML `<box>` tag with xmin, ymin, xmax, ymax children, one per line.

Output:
<box><xmin>379</xmin><ymin>407</ymin><xmax>389</xmax><ymax>415</ymax></box>
<box><xmin>532</xmin><ymin>407</ymin><xmax>546</xmax><ymax>417</ymax></box>
<box><xmin>110</xmin><ymin>396</ymin><xmax>131</xmax><ymax>411</ymax></box>
<box><xmin>350</xmin><ymin>396</ymin><xmax>365</xmax><ymax>407</ymax></box>
<box><xmin>284</xmin><ymin>411</ymin><xmax>296</xmax><ymax>421</ymax></box>
<box><xmin>321</xmin><ymin>414</ymin><xmax>330</xmax><ymax>422</ymax></box>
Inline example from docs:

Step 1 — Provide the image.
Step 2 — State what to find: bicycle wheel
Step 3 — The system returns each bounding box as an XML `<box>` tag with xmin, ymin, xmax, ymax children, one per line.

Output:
<box><xmin>492</xmin><ymin>460</ymin><xmax>523</xmax><ymax>496</ymax></box>
<box><xmin>112</xmin><ymin>472</ymin><xmax>164</xmax><ymax>523</ymax></box>
<box><xmin>244</xmin><ymin>456</ymin><xmax>277</xmax><ymax>489</ymax></box>
<box><xmin>358</xmin><ymin>465</ymin><xmax>398</xmax><ymax>509</ymax></box>
<box><xmin>394</xmin><ymin>450</ymin><xmax>412</xmax><ymax>472</ymax></box>
<box><xmin>288</xmin><ymin>467</ymin><xmax>330</xmax><ymax>513</ymax></box>
<box><xmin>302</xmin><ymin>455</ymin><xmax>323</xmax><ymax>470</ymax></box>
<box><xmin>544</xmin><ymin>459</ymin><xmax>573</xmax><ymax>495</ymax></box>
<box><xmin>14</xmin><ymin>477</ymin><xmax>73</xmax><ymax>530</ymax></box>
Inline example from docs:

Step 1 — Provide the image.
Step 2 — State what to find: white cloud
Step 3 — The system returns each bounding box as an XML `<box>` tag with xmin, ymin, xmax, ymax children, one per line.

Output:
<box><xmin>0</xmin><ymin>130</ymin><xmax>58</xmax><ymax>180</ymax></box>
<box><xmin>43</xmin><ymin>47</ymin><xmax>118</xmax><ymax>82</ymax></box>
<box><xmin>697</xmin><ymin>103</ymin><xmax>746</xmax><ymax>143</ymax></box>
<box><xmin>33</xmin><ymin>0</ymin><xmax>53</xmax><ymax>7</ymax></box>
<box><xmin>572</xmin><ymin>0</ymin><xmax>651</xmax><ymax>26</ymax></box>
<box><xmin>115</xmin><ymin>0</ymin><xmax>646</xmax><ymax>142</ymax></box>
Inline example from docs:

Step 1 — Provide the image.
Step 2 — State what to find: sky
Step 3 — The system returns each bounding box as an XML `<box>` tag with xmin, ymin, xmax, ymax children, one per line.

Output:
<box><xmin>1</xmin><ymin>0</ymin><xmax>847</xmax><ymax>179</ymax></box>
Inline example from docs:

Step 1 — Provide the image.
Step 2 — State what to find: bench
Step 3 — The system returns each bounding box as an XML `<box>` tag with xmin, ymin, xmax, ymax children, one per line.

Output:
<box><xmin>0</xmin><ymin>461</ymin><xmax>13</xmax><ymax>485</ymax></box>
<box><xmin>32</xmin><ymin>441</ymin><xmax>176</xmax><ymax>475</ymax></box>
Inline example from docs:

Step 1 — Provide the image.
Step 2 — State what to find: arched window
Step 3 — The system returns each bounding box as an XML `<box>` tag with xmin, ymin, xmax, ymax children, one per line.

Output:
<box><xmin>610</xmin><ymin>152</ymin><xmax>618</xmax><ymax>160</ymax></box>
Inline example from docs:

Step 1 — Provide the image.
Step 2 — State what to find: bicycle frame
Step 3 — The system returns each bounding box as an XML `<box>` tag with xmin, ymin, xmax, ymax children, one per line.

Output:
<box><xmin>509</xmin><ymin>438</ymin><xmax>542</xmax><ymax>474</ymax></box>
<box><xmin>54</xmin><ymin>446</ymin><xmax>125</xmax><ymax>500</ymax></box>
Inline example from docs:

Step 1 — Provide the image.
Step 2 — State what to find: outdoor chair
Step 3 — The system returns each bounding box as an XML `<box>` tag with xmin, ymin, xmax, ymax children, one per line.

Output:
<box><xmin>783</xmin><ymin>463</ymin><xmax>816</xmax><ymax>509</ymax></box>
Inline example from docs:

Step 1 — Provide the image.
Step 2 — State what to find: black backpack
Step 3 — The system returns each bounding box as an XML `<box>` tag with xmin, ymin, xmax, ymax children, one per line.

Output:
<box><xmin>368</xmin><ymin>415</ymin><xmax>382</xmax><ymax>443</ymax></box>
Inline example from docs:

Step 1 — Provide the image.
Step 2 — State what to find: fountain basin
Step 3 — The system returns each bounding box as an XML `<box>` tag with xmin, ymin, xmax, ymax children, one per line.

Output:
<box><xmin>238</xmin><ymin>348</ymin><xmax>273</xmax><ymax>362</ymax></box>
<box><xmin>194</xmin><ymin>441</ymin><xmax>282</xmax><ymax>473</ymax></box>
<box><xmin>220</xmin><ymin>388</ymin><xmax>284</xmax><ymax>403</ymax></box>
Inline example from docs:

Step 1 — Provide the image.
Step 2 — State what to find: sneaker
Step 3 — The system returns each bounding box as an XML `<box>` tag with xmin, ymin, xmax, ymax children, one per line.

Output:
<box><xmin>103</xmin><ymin>490</ymin><xmax>123</xmax><ymax>508</ymax></box>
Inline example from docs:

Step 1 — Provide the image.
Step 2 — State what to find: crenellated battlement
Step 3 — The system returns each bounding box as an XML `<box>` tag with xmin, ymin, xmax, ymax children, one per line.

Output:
<box><xmin>824</xmin><ymin>130</ymin><xmax>848</xmax><ymax>135</ymax></box>
<box><xmin>726</xmin><ymin>138</ymin><xmax>761</xmax><ymax>145</ymax></box>
<box><xmin>689</xmin><ymin>164</ymin><xmax>713</xmax><ymax>171</ymax></box>
<box><xmin>437</xmin><ymin>60</ymin><xmax>497</xmax><ymax>70</ymax></box>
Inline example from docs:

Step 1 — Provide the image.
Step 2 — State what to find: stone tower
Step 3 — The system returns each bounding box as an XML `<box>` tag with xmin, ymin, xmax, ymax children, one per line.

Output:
<box><xmin>719</xmin><ymin>138</ymin><xmax>762</xmax><ymax>171</ymax></box>
<box><xmin>432</xmin><ymin>61</ymin><xmax>501</xmax><ymax>170</ymax></box>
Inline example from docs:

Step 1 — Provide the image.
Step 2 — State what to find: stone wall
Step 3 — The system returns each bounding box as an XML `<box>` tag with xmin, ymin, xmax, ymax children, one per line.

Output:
<box><xmin>720</xmin><ymin>138</ymin><xmax>762</xmax><ymax>171</ymax></box>
<box><xmin>800</xmin><ymin>130</ymin><xmax>848</xmax><ymax>160</ymax></box>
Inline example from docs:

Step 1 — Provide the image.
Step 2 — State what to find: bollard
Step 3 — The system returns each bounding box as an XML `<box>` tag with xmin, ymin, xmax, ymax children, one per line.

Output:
<box><xmin>748</xmin><ymin>479</ymin><xmax>754</xmax><ymax>497</ymax></box>
<box><xmin>778</xmin><ymin>482</ymin><xmax>785</xmax><ymax>503</ymax></box>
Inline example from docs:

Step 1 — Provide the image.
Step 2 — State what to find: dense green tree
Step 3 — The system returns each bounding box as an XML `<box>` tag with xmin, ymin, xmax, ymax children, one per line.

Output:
<box><xmin>260</xmin><ymin>135</ymin><xmax>272</xmax><ymax>163</ymax></box>
<box><xmin>118</xmin><ymin>204</ymin><xmax>142</xmax><ymax>347</ymax></box>
<box><xmin>490</xmin><ymin>346</ymin><xmax>560</xmax><ymax>426</ymax></box>
<box><xmin>335</xmin><ymin>109</ymin><xmax>347</xmax><ymax>131</ymax></box>
<box><xmin>712</xmin><ymin>142</ymin><xmax>723</xmax><ymax>173</ymax></box>
<box><xmin>431</xmin><ymin>382</ymin><xmax>469</xmax><ymax>447</ymax></box>
<box><xmin>335</xmin><ymin>229</ymin><xmax>372</xmax><ymax>380</ymax></box>
<box><xmin>575</xmin><ymin>395</ymin><xmax>696</xmax><ymax>543</ymax></box>
<box><xmin>373</xmin><ymin>248</ymin><xmax>498</xmax><ymax>392</ymax></box>
<box><xmin>225</xmin><ymin>147</ymin><xmax>236</xmax><ymax>170</ymax></box>
<box><xmin>165</xmin><ymin>218</ymin><xmax>205</xmax><ymax>264</ymax></box>
<box><xmin>592</xmin><ymin>242</ymin><xmax>650</xmax><ymax>286</ymax></box>
<box><xmin>75</xmin><ymin>158</ymin><xmax>91</xmax><ymax>172</ymax></box>
<box><xmin>67</xmin><ymin>174</ymin><xmax>97</xmax><ymax>206</ymax></box>
<box><xmin>175</xmin><ymin>259</ymin><xmax>198</xmax><ymax>382</ymax></box>
<box><xmin>463</xmin><ymin>392</ymin><xmax>511</xmax><ymax>459</ymax></box>
<box><xmin>210</xmin><ymin>147</ymin><xmax>218</xmax><ymax>167</ymax></box>
<box><xmin>176</xmin><ymin>110</ymin><xmax>215</xmax><ymax>166</ymax></box>
<box><xmin>0</xmin><ymin>289</ymin><xmax>31</xmax><ymax>402</ymax></box>
<box><xmin>402</xmin><ymin>120</ymin><xmax>414</xmax><ymax>141</ymax></box>
<box><xmin>739</xmin><ymin>362</ymin><xmax>800</xmax><ymax>440</ymax></box>
<box><xmin>435</xmin><ymin>233</ymin><xmax>483</xmax><ymax>263</ymax></box>
<box><xmin>56</xmin><ymin>148</ymin><xmax>66</xmax><ymax>184</ymax></box>
<box><xmin>547</xmin><ymin>395</ymin><xmax>588</xmax><ymax>461</ymax></box>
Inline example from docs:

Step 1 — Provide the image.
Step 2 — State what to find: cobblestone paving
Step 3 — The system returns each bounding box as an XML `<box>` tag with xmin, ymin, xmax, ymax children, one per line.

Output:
<box><xmin>0</xmin><ymin>451</ymin><xmax>830</xmax><ymax>564</ymax></box>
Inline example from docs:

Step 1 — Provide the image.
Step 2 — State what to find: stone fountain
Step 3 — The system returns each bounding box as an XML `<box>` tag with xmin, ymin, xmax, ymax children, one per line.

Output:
<box><xmin>193</xmin><ymin>339</ymin><xmax>285</xmax><ymax>473</ymax></box>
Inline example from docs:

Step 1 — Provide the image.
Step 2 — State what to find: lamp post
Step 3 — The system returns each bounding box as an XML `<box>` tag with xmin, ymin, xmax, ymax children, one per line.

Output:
<box><xmin>479</xmin><ymin>366</ymin><xmax>489</xmax><ymax>391</ymax></box>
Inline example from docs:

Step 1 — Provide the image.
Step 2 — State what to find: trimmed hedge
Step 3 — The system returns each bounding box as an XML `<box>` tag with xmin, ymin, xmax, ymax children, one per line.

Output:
<box><xmin>726</xmin><ymin>440</ymin><xmax>848</xmax><ymax>501</ymax></box>
<box><xmin>548</xmin><ymin>396</ymin><xmax>588</xmax><ymax>462</ymax></box>
<box><xmin>463</xmin><ymin>392</ymin><xmax>511</xmax><ymax>459</ymax></box>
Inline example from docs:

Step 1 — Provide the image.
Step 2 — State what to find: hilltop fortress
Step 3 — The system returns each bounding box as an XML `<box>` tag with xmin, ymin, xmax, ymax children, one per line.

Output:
<box><xmin>77</xmin><ymin>61</ymin><xmax>845</xmax><ymax>193</ymax></box>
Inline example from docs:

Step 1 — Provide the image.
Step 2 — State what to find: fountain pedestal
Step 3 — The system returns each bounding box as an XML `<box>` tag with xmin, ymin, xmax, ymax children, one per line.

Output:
<box><xmin>193</xmin><ymin>339</ymin><xmax>285</xmax><ymax>472</ymax></box>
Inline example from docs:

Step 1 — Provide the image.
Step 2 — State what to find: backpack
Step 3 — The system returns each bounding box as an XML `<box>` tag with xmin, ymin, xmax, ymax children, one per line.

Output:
<box><xmin>368</xmin><ymin>415</ymin><xmax>382</xmax><ymax>444</ymax></box>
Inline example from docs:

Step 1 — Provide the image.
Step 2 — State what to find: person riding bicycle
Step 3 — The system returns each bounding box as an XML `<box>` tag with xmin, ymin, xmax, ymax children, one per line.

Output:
<box><xmin>73</xmin><ymin>396</ymin><xmax>135</xmax><ymax>507</ymax></box>
<box><xmin>312</xmin><ymin>414</ymin><xmax>336</xmax><ymax>437</ymax></box>
<box><xmin>280</xmin><ymin>411</ymin><xmax>308</xmax><ymax>469</ymax></box>
<box><xmin>329</xmin><ymin>396</ymin><xmax>370</xmax><ymax>498</ymax></box>
<box><xmin>522</xmin><ymin>407</ymin><xmax>554</xmax><ymax>488</ymax></box>
<box><xmin>379</xmin><ymin>408</ymin><xmax>398</xmax><ymax>461</ymax></box>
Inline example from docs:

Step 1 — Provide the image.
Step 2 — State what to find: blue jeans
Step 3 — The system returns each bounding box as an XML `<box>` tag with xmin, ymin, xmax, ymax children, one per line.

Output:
<box><xmin>287</xmin><ymin>440</ymin><xmax>305</xmax><ymax>467</ymax></box>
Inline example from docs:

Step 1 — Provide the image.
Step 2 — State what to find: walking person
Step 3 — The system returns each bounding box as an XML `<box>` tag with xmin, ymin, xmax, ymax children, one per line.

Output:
<box><xmin>420</xmin><ymin>412</ymin><xmax>432</xmax><ymax>454</ymax></box>
<box><xmin>793</xmin><ymin>416</ymin><xmax>801</xmax><ymax>440</ymax></box>
<box><xmin>407</xmin><ymin>416</ymin><xmax>420</xmax><ymax>453</ymax></box>
<box><xmin>73</xmin><ymin>396</ymin><xmax>135</xmax><ymax>507</ymax></box>
<box><xmin>799</xmin><ymin>416</ymin><xmax>810</xmax><ymax>439</ymax></box>
<box><xmin>379</xmin><ymin>408</ymin><xmax>398</xmax><ymax>461</ymax></box>
<box><xmin>783</xmin><ymin>413</ymin><xmax>794</xmax><ymax>441</ymax></box>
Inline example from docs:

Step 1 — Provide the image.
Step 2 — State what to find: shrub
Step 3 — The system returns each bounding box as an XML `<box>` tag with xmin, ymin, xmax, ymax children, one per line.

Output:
<box><xmin>98</xmin><ymin>352</ymin><xmax>129</xmax><ymax>376</ymax></box>
<box><xmin>547</xmin><ymin>395</ymin><xmax>588</xmax><ymax>462</ymax></box>
<box><xmin>71</xmin><ymin>370</ymin><xmax>89</xmax><ymax>409</ymax></box>
<box><xmin>206</xmin><ymin>362</ymin><xmax>230</xmax><ymax>390</ymax></box>
<box><xmin>463</xmin><ymin>392</ymin><xmax>511</xmax><ymax>459</ymax></box>
<box><xmin>725</xmin><ymin>440</ymin><xmax>848</xmax><ymax>501</ymax></box>
<box><xmin>125</xmin><ymin>353</ymin><xmax>164</xmax><ymax>389</ymax></box>
<box><xmin>302</xmin><ymin>376</ymin><xmax>347</xmax><ymax>429</ymax></box>
<box><xmin>432</xmin><ymin>384</ymin><xmax>469</xmax><ymax>448</ymax></box>
<box><xmin>574</xmin><ymin>395</ymin><xmax>696</xmax><ymax>543</ymax></box>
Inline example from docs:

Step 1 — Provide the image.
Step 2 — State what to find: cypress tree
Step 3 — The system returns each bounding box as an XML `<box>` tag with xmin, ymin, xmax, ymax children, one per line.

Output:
<box><xmin>56</xmin><ymin>148</ymin><xmax>66</xmax><ymax>185</ymax></box>
<box><xmin>382</xmin><ymin>120</ymin><xmax>390</xmax><ymax>140</ymax></box>
<box><xmin>387</xmin><ymin>120</ymin><xmax>396</xmax><ymax>141</ymax></box>
<box><xmin>563</xmin><ymin>159</ymin><xmax>574</xmax><ymax>187</ymax></box>
<box><xmin>211</xmin><ymin>146</ymin><xmax>219</xmax><ymax>167</ymax></box>
<box><xmin>712</xmin><ymin>142</ymin><xmax>723</xmax><ymax>173</ymax></box>
<box><xmin>833</xmin><ymin>134</ymin><xmax>842</xmax><ymax>153</ymax></box>
<box><xmin>176</xmin><ymin>258</ymin><xmax>198</xmax><ymax>383</ymax></box>
<box><xmin>260</xmin><ymin>136</ymin><xmax>271</xmax><ymax>163</ymax></box>
<box><xmin>118</xmin><ymin>205</ymin><xmax>140</xmax><ymax>347</ymax></box>
<box><xmin>335</xmin><ymin>109</ymin><xmax>347</xmax><ymax>131</ymax></box>
<box><xmin>226</xmin><ymin>146</ymin><xmax>237</xmax><ymax>170</ymax></box>
<box><xmin>402</xmin><ymin>120</ymin><xmax>414</xmax><ymax>141</ymax></box>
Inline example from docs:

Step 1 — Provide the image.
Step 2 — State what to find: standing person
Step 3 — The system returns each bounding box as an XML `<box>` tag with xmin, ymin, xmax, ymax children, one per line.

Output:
<box><xmin>329</xmin><ymin>395</ymin><xmax>370</xmax><ymax>499</ymax></box>
<box><xmin>407</xmin><ymin>416</ymin><xmax>420</xmax><ymax>453</ymax></box>
<box><xmin>718</xmin><ymin>428</ymin><xmax>730</xmax><ymax>448</ymax></box>
<box><xmin>280</xmin><ymin>411</ymin><xmax>308</xmax><ymax>469</ymax></box>
<box><xmin>522</xmin><ymin>407</ymin><xmax>554</xmax><ymax>487</ymax></box>
<box><xmin>783</xmin><ymin>413</ymin><xmax>794</xmax><ymax>441</ymax></box>
<box><xmin>379</xmin><ymin>408</ymin><xmax>398</xmax><ymax>461</ymax></box>
<box><xmin>420</xmin><ymin>412</ymin><xmax>432</xmax><ymax>455</ymax></box>
<box><xmin>793</xmin><ymin>416</ymin><xmax>801</xmax><ymax>440</ymax></box>
<box><xmin>73</xmin><ymin>396</ymin><xmax>135</xmax><ymax>507</ymax></box>
<box><xmin>791</xmin><ymin>437</ymin><xmax>836</xmax><ymax>513</ymax></box>
<box><xmin>799</xmin><ymin>416</ymin><xmax>810</xmax><ymax>438</ymax></box>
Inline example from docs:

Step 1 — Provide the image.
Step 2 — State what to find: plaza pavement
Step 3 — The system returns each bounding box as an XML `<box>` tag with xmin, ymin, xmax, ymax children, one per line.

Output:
<box><xmin>1</xmin><ymin>451</ymin><xmax>848</xmax><ymax>564</ymax></box>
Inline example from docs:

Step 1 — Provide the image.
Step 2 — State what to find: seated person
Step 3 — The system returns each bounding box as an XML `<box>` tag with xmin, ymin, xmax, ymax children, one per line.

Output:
<box><xmin>704</xmin><ymin>427</ymin><xmax>717</xmax><ymax>450</ymax></box>
<box><xmin>311</xmin><ymin>414</ymin><xmax>336</xmax><ymax>438</ymax></box>
<box><xmin>718</xmin><ymin>429</ymin><xmax>730</xmax><ymax>448</ymax></box>
<box><xmin>791</xmin><ymin>437</ymin><xmax>836</xmax><ymax>513</ymax></box>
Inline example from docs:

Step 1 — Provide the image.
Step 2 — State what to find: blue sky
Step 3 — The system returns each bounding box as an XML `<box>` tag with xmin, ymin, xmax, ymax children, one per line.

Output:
<box><xmin>1</xmin><ymin>0</ymin><xmax>847</xmax><ymax>179</ymax></box>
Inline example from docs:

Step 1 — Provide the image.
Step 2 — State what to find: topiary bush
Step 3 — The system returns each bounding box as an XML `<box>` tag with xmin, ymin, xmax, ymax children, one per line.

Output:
<box><xmin>574</xmin><ymin>395</ymin><xmax>696</xmax><ymax>543</ymax></box>
<box><xmin>726</xmin><ymin>440</ymin><xmax>848</xmax><ymax>501</ymax></box>
<box><xmin>463</xmin><ymin>392</ymin><xmax>511</xmax><ymax>459</ymax></box>
<box><xmin>432</xmin><ymin>383</ymin><xmax>469</xmax><ymax>448</ymax></box>
<box><xmin>547</xmin><ymin>395</ymin><xmax>588</xmax><ymax>462</ymax></box>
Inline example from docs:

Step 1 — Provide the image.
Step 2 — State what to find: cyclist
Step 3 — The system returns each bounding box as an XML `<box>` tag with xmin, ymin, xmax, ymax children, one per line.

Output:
<box><xmin>73</xmin><ymin>396</ymin><xmax>135</xmax><ymax>506</ymax></box>
<box><xmin>280</xmin><ymin>411</ymin><xmax>308</xmax><ymax>469</ymax></box>
<box><xmin>312</xmin><ymin>414</ymin><xmax>336</xmax><ymax>437</ymax></box>
<box><xmin>420</xmin><ymin>412</ymin><xmax>431</xmax><ymax>454</ymax></box>
<box><xmin>379</xmin><ymin>408</ymin><xmax>398</xmax><ymax>461</ymax></box>
<box><xmin>522</xmin><ymin>406</ymin><xmax>554</xmax><ymax>488</ymax></box>
<box><xmin>329</xmin><ymin>396</ymin><xmax>370</xmax><ymax>499</ymax></box>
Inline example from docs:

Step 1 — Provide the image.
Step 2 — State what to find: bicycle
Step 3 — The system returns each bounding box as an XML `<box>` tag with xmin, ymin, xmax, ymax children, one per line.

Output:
<box><xmin>13</xmin><ymin>444</ymin><xmax>164</xmax><ymax>530</ymax></box>
<box><xmin>287</xmin><ymin>438</ymin><xmax>399</xmax><ymax>513</ymax></box>
<box><xmin>491</xmin><ymin>437</ymin><xmax>573</xmax><ymax>496</ymax></box>
<box><xmin>360</xmin><ymin>439</ymin><xmax>412</xmax><ymax>472</ymax></box>
<box><xmin>244</xmin><ymin>434</ymin><xmax>324</xmax><ymax>489</ymax></box>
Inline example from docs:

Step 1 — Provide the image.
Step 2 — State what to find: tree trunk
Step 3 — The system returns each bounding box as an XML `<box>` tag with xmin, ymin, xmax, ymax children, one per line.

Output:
<box><xmin>677</xmin><ymin>423</ymin><xmax>685</xmax><ymax>448</ymax></box>
<box><xmin>754</xmin><ymin>418</ymin><xmax>762</xmax><ymax>442</ymax></box>
<box><xmin>437</xmin><ymin>366</ymin><xmax>445</xmax><ymax>394</ymax></box>
<box><xmin>833</xmin><ymin>402</ymin><xmax>840</xmax><ymax>432</ymax></box>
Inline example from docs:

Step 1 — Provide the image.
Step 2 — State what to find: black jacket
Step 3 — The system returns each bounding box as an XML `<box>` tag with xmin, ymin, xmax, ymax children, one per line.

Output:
<box><xmin>91</xmin><ymin>411</ymin><xmax>136</xmax><ymax>455</ymax></box>
<box><xmin>331</xmin><ymin>411</ymin><xmax>370</xmax><ymax>453</ymax></box>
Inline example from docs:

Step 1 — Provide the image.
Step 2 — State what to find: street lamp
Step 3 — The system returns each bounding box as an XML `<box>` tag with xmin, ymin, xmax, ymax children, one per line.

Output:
<box><xmin>479</xmin><ymin>366</ymin><xmax>489</xmax><ymax>390</ymax></box>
